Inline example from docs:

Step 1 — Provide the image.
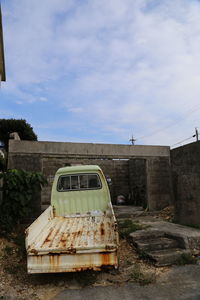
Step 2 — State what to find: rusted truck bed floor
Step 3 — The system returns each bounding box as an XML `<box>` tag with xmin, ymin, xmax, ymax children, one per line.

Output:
<box><xmin>28</xmin><ymin>215</ymin><xmax>117</xmax><ymax>255</ymax></box>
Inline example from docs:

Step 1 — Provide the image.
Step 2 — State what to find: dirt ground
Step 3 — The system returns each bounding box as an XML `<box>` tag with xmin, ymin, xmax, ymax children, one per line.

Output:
<box><xmin>0</xmin><ymin>207</ymin><xmax>174</xmax><ymax>300</ymax></box>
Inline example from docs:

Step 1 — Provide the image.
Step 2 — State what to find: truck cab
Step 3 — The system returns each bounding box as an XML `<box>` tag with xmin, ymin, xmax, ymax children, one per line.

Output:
<box><xmin>51</xmin><ymin>165</ymin><xmax>112</xmax><ymax>216</ymax></box>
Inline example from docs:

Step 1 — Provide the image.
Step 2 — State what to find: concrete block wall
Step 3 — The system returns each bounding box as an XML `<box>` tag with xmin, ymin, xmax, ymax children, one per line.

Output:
<box><xmin>171</xmin><ymin>141</ymin><xmax>200</xmax><ymax>226</ymax></box>
<box><xmin>147</xmin><ymin>157</ymin><xmax>172</xmax><ymax>211</ymax></box>
<box><xmin>8</xmin><ymin>140</ymin><xmax>172</xmax><ymax>213</ymax></box>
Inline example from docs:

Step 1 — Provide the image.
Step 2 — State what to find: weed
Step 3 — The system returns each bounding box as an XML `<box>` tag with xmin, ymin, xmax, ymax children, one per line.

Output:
<box><xmin>176</xmin><ymin>253</ymin><xmax>197</xmax><ymax>265</ymax></box>
<box><xmin>126</xmin><ymin>259</ymin><xmax>132</xmax><ymax>265</ymax></box>
<box><xmin>4</xmin><ymin>263</ymin><xmax>26</xmax><ymax>275</ymax></box>
<box><xmin>118</xmin><ymin>219</ymin><xmax>143</xmax><ymax>239</ymax></box>
<box><xmin>130</xmin><ymin>264</ymin><xmax>155</xmax><ymax>285</ymax></box>
<box><xmin>138</xmin><ymin>250</ymin><xmax>149</xmax><ymax>260</ymax></box>
<box><xmin>3</xmin><ymin>245</ymin><xmax>14</xmax><ymax>257</ymax></box>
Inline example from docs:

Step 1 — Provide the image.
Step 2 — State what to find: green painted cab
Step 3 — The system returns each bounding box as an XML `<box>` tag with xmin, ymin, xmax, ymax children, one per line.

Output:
<box><xmin>51</xmin><ymin>165</ymin><xmax>111</xmax><ymax>216</ymax></box>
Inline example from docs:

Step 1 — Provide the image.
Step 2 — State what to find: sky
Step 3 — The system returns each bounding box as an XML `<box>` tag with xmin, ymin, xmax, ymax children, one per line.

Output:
<box><xmin>1</xmin><ymin>0</ymin><xmax>200</xmax><ymax>147</ymax></box>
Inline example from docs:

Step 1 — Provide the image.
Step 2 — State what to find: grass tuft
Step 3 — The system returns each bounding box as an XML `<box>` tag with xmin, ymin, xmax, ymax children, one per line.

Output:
<box><xmin>118</xmin><ymin>219</ymin><xmax>143</xmax><ymax>239</ymax></box>
<box><xmin>130</xmin><ymin>264</ymin><xmax>156</xmax><ymax>285</ymax></box>
<box><xmin>176</xmin><ymin>253</ymin><xmax>197</xmax><ymax>265</ymax></box>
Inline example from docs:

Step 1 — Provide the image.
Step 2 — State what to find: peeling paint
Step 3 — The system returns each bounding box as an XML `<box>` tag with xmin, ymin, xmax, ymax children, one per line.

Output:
<box><xmin>26</xmin><ymin>215</ymin><xmax>119</xmax><ymax>273</ymax></box>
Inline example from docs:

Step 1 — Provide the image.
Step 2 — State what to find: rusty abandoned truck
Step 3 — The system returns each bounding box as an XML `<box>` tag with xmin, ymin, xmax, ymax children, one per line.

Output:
<box><xmin>25</xmin><ymin>165</ymin><xmax>119</xmax><ymax>273</ymax></box>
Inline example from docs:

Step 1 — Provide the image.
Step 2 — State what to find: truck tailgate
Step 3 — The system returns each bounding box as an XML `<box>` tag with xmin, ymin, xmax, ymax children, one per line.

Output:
<box><xmin>27</xmin><ymin>215</ymin><xmax>118</xmax><ymax>255</ymax></box>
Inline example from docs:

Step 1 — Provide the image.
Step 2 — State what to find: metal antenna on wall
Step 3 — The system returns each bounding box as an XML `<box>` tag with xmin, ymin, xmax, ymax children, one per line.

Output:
<box><xmin>129</xmin><ymin>135</ymin><xmax>136</xmax><ymax>145</ymax></box>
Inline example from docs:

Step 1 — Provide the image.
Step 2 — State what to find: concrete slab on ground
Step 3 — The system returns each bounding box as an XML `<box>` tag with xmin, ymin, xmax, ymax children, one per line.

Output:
<box><xmin>135</xmin><ymin>220</ymin><xmax>200</xmax><ymax>253</ymax></box>
<box><xmin>53</xmin><ymin>265</ymin><xmax>200</xmax><ymax>300</ymax></box>
<box><xmin>113</xmin><ymin>205</ymin><xmax>144</xmax><ymax>219</ymax></box>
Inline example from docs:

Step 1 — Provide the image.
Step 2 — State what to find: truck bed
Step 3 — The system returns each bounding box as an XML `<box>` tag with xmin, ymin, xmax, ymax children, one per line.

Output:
<box><xmin>26</xmin><ymin>206</ymin><xmax>119</xmax><ymax>273</ymax></box>
<box><xmin>27</xmin><ymin>215</ymin><xmax>118</xmax><ymax>255</ymax></box>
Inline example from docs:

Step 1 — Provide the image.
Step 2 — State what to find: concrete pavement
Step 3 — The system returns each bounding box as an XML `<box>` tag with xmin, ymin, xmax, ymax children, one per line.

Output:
<box><xmin>53</xmin><ymin>265</ymin><xmax>200</xmax><ymax>300</ymax></box>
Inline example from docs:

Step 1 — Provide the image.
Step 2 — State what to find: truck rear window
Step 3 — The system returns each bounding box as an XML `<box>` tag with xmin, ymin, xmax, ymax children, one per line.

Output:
<box><xmin>57</xmin><ymin>174</ymin><xmax>102</xmax><ymax>191</ymax></box>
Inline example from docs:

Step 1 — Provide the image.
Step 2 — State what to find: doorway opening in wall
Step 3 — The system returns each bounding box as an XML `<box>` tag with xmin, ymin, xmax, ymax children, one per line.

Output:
<box><xmin>128</xmin><ymin>158</ymin><xmax>147</xmax><ymax>208</ymax></box>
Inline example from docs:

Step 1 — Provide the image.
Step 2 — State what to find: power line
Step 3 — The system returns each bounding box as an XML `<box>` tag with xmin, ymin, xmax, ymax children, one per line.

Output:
<box><xmin>171</xmin><ymin>135</ymin><xmax>194</xmax><ymax>148</ymax></box>
<box><xmin>171</xmin><ymin>128</ymin><xmax>199</xmax><ymax>148</ymax></box>
<box><xmin>136</xmin><ymin>103</ymin><xmax>200</xmax><ymax>141</ymax></box>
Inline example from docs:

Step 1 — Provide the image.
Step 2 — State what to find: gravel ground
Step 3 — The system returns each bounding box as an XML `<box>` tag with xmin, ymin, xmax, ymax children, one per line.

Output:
<box><xmin>0</xmin><ymin>228</ymin><xmax>169</xmax><ymax>300</ymax></box>
<box><xmin>0</xmin><ymin>206</ymin><xmax>184</xmax><ymax>300</ymax></box>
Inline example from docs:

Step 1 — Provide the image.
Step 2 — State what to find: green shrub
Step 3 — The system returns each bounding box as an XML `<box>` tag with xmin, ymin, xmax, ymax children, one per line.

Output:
<box><xmin>0</xmin><ymin>169</ymin><xmax>47</xmax><ymax>233</ymax></box>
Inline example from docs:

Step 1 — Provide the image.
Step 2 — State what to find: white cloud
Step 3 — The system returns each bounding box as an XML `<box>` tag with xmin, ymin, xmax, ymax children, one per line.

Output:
<box><xmin>2</xmin><ymin>0</ymin><xmax>200</xmax><ymax>146</ymax></box>
<box><xmin>67</xmin><ymin>107</ymin><xmax>83</xmax><ymax>113</ymax></box>
<box><xmin>39</xmin><ymin>97</ymin><xmax>48</xmax><ymax>102</ymax></box>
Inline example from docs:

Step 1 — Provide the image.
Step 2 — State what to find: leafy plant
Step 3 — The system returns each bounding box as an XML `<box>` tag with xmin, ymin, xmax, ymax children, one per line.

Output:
<box><xmin>0</xmin><ymin>169</ymin><xmax>47</xmax><ymax>233</ymax></box>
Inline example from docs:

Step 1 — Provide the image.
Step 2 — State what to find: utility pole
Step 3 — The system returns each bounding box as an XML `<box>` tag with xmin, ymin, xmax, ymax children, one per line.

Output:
<box><xmin>195</xmin><ymin>127</ymin><xmax>199</xmax><ymax>142</ymax></box>
<box><xmin>129</xmin><ymin>135</ymin><xmax>136</xmax><ymax>145</ymax></box>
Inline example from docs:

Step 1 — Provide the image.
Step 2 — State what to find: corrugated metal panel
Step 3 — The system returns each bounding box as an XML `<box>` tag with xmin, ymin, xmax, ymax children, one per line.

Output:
<box><xmin>27</xmin><ymin>215</ymin><xmax>118</xmax><ymax>255</ymax></box>
<box><xmin>52</xmin><ymin>190</ymin><xmax>109</xmax><ymax>216</ymax></box>
<box><xmin>26</xmin><ymin>206</ymin><xmax>53</xmax><ymax>249</ymax></box>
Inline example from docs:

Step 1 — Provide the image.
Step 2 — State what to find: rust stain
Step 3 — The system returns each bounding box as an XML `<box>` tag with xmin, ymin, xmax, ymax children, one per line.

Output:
<box><xmin>42</xmin><ymin>228</ymin><xmax>53</xmax><ymax>246</ymax></box>
<box><xmin>53</xmin><ymin>206</ymin><xmax>56</xmax><ymax>216</ymax></box>
<box><xmin>105</xmin><ymin>244</ymin><xmax>115</xmax><ymax>250</ymax></box>
<box><xmin>49</xmin><ymin>254</ymin><xmax>60</xmax><ymax>269</ymax></box>
<box><xmin>28</xmin><ymin>251</ymin><xmax>118</xmax><ymax>273</ymax></box>
<box><xmin>36</xmin><ymin>255</ymin><xmax>43</xmax><ymax>265</ymax></box>
<box><xmin>27</xmin><ymin>215</ymin><xmax>118</xmax><ymax>262</ymax></box>
<box><xmin>100</xmin><ymin>223</ymin><xmax>105</xmax><ymax>236</ymax></box>
<box><xmin>48</xmin><ymin>229</ymin><xmax>59</xmax><ymax>248</ymax></box>
<box><xmin>98</xmin><ymin>253</ymin><xmax>112</xmax><ymax>266</ymax></box>
<box><xmin>65</xmin><ymin>247</ymin><xmax>76</xmax><ymax>254</ymax></box>
<box><xmin>59</xmin><ymin>233</ymin><xmax>66</xmax><ymax>248</ymax></box>
<box><xmin>30</xmin><ymin>248</ymin><xmax>38</xmax><ymax>255</ymax></box>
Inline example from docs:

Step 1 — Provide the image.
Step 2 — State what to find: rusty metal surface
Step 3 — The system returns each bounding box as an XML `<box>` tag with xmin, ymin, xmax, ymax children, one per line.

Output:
<box><xmin>28</xmin><ymin>251</ymin><xmax>118</xmax><ymax>273</ymax></box>
<box><xmin>27</xmin><ymin>215</ymin><xmax>118</xmax><ymax>255</ymax></box>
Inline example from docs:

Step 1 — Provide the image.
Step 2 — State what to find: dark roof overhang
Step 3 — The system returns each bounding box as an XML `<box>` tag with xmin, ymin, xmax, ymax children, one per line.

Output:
<box><xmin>0</xmin><ymin>6</ymin><xmax>6</xmax><ymax>81</ymax></box>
